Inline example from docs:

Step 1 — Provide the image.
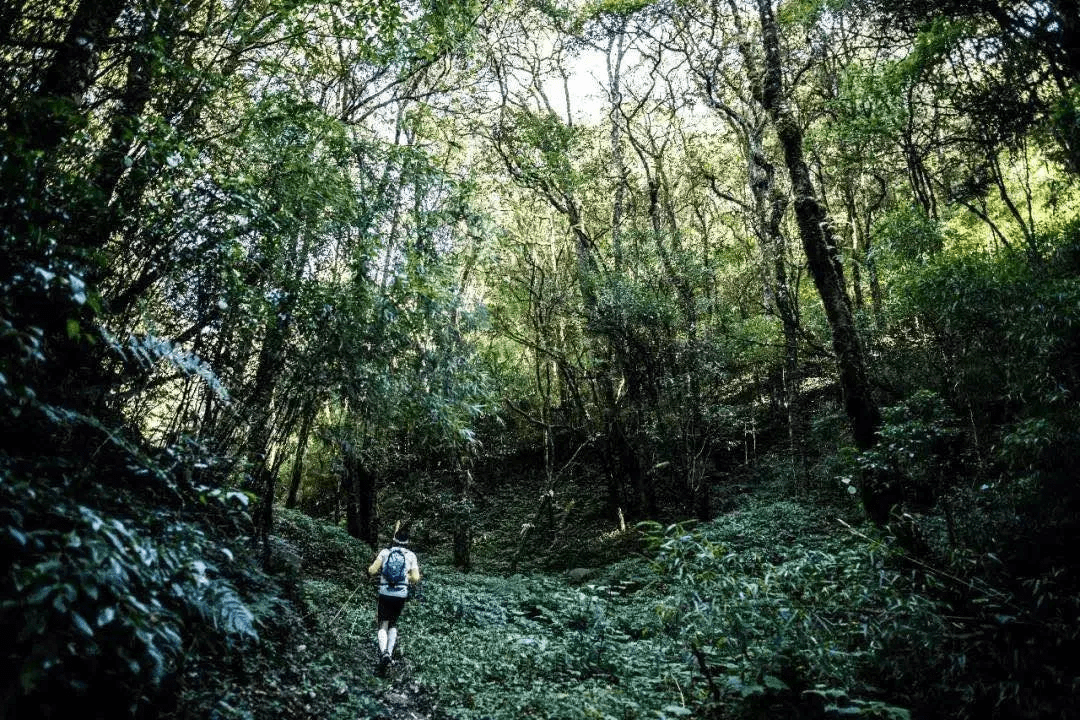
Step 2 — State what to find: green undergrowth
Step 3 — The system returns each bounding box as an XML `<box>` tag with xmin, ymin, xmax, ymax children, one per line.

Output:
<box><xmin>287</xmin><ymin>495</ymin><xmax>945</xmax><ymax>720</ymax></box>
<box><xmin>410</xmin><ymin>566</ymin><xmax>673</xmax><ymax>719</ymax></box>
<box><xmin>275</xmin><ymin>509</ymin><xmax>368</xmax><ymax>588</ymax></box>
<box><xmin>274</xmin><ymin>491</ymin><xmax>969</xmax><ymax>719</ymax></box>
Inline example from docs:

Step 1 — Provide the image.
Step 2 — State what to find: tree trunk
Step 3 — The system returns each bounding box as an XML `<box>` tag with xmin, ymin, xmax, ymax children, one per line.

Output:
<box><xmin>746</xmin><ymin>118</ymin><xmax>802</xmax><ymax>482</ymax></box>
<box><xmin>286</xmin><ymin>400</ymin><xmax>317</xmax><ymax>509</ymax></box>
<box><xmin>6</xmin><ymin>0</ymin><xmax>128</xmax><ymax>157</ymax></box>
<box><xmin>842</xmin><ymin>183</ymin><xmax>866</xmax><ymax>309</ymax></box>
<box><xmin>342</xmin><ymin>442</ymin><xmax>377</xmax><ymax>546</ymax></box>
<box><xmin>755</xmin><ymin>0</ymin><xmax>897</xmax><ymax>525</ymax></box>
<box><xmin>242</xmin><ymin>296</ymin><xmax>293</xmax><ymax>560</ymax></box>
<box><xmin>452</xmin><ymin>466</ymin><xmax>472</xmax><ymax>571</ymax></box>
<box><xmin>607</xmin><ymin>23</ymin><xmax>628</xmax><ymax>272</ymax></box>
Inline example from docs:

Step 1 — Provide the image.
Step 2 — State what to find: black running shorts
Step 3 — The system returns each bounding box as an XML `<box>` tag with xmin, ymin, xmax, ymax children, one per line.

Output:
<box><xmin>377</xmin><ymin>593</ymin><xmax>406</xmax><ymax>627</ymax></box>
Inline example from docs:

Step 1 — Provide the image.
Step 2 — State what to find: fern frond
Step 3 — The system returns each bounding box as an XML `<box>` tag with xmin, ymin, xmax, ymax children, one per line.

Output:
<box><xmin>102</xmin><ymin>328</ymin><xmax>230</xmax><ymax>401</ymax></box>
<box><xmin>199</xmin><ymin>582</ymin><xmax>259</xmax><ymax>641</ymax></box>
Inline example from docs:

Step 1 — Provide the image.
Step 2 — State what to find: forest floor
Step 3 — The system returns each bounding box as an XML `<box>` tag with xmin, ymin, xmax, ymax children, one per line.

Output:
<box><xmin>375</xmin><ymin>666</ymin><xmax>442</xmax><ymax>720</ymax></box>
<box><xmin>173</xmin><ymin>477</ymin><xmax>944</xmax><ymax>720</ymax></box>
<box><xmin>198</xmin><ymin>480</ymin><xmax>866</xmax><ymax>720</ymax></box>
<box><xmin>377</xmin><ymin>682</ymin><xmax>432</xmax><ymax>720</ymax></box>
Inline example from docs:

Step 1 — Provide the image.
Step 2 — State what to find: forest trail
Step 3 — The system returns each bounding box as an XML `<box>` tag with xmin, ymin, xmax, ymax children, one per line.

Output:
<box><xmin>374</xmin><ymin>663</ymin><xmax>440</xmax><ymax>720</ymax></box>
<box><xmin>378</xmin><ymin>680</ymin><xmax>430</xmax><ymax>720</ymax></box>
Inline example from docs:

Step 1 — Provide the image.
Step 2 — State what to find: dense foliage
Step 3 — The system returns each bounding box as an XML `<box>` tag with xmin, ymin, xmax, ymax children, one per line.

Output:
<box><xmin>3</xmin><ymin>0</ymin><xmax>1080</xmax><ymax>717</ymax></box>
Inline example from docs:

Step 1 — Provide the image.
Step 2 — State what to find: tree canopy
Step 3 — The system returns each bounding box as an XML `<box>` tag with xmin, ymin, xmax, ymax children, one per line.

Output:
<box><xmin>2</xmin><ymin>0</ymin><xmax>1079</xmax><ymax>717</ymax></box>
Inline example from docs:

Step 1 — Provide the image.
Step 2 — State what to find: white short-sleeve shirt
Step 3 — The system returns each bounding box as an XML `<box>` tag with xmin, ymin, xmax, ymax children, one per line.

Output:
<box><xmin>375</xmin><ymin>546</ymin><xmax>419</xmax><ymax>598</ymax></box>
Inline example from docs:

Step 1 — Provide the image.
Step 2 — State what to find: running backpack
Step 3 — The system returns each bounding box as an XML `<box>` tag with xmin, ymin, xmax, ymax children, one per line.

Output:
<box><xmin>381</xmin><ymin>548</ymin><xmax>407</xmax><ymax>588</ymax></box>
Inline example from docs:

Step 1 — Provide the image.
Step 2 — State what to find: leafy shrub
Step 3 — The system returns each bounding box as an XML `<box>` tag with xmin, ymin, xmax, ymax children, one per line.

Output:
<box><xmin>860</xmin><ymin>228</ymin><xmax>1080</xmax><ymax>718</ymax></box>
<box><xmin>0</xmin><ymin>469</ymin><xmax>259</xmax><ymax>717</ymax></box>
<box><xmin>892</xmin><ymin>247</ymin><xmax>1080</xmax><ymax>424</ymax></box>
<box><xmin>639</xmin><ymin>512</ymin><xmax>949</xmax><ymax>718</ymax></box>
<box><xmin>855</xmin><ymin>390</ymin><xmax>964</xmax><ymax>513</ymax></box>
<box><xmin>699</xmin><ymin>496</ymin><xmax>840</xmax><ymax>551</ymax></box>
<box><xmin>273</xmin><ymin>507</ymin><xmax>370</xmax><ymax>588</ymax></box>
<box><xmin>410</xmin><ymin>568</ymin><xmax>688</xmax><ymax>719</ymax></box>
<box><xmin>396</xmin><ymin>500</ymin><xmax>954</xmax><ymax>719</ymax></box>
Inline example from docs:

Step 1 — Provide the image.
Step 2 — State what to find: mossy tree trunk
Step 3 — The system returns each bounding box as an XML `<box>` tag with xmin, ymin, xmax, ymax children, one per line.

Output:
<box><xmin>286</xmin><ymin>399</ymin><xmax>317</xmax><ymax>509</ymax></box>
<box><xmin>342</xmin><ymin>441</ymin><xmax>377</xmax><ymax>547</ymax></box>
<box><xmin>754</xmin><ymin>0</ymin><xmax>898</xmax><ymax>525</ymax></box>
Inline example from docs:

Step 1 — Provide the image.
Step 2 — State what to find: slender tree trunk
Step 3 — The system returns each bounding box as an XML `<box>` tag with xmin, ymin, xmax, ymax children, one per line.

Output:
<box><xmin>243</xmin><ymin>289</ymin><xmax>294</xmax><ymax>560</ymax></box>
<box><xmin>248</xmin><ymin>384</ymin><xmax>282</xmax><ymax>561</ymax></box>
<box><xmin>748</xmin><ymin>122</ymin><xmax>801</xmax><ymax>468</ymax></box>
<box><xmin>755</xmin><ymin>0</ymin><xmax>896</xmax><ymax>525</ymax></box>
<box><xmin>842</xmin><ymin>183</ymin><xmax>866</xmax><ymax>309</ymax></box>
<box><xmin>452</xmin><ymin>466</ymin><xmax>473</xmax><ymax>571</ymax></box>
<box><xmin>867</xmin><ymin>250</ymin><xmax>884</xmax><ymax>324</ymax></box>
<box><xmin>286</xmin><ymin>400</ymin><xmax>317</xmax><ymax>509</ymax></box>
<box><xmin>607</xmin><ymin>24</ymin><xmax>628</xmax><ymax>272</ymax></box>
<box><xmin>342</xmin><ymin>442</ymin><xmax>377</xmax><ymax>546</ymax></box>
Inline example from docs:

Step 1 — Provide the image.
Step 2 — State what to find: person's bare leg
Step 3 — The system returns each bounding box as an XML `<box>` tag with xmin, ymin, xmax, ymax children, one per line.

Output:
<box><xmin>377</xmin><ymin>621</ymin><xmax>390</xmax><ymax>654</ymax></box>
<box><xmin>386</xmin><ymin>627</ymin><xmax>398</xmax><ymax>658</ymax></box>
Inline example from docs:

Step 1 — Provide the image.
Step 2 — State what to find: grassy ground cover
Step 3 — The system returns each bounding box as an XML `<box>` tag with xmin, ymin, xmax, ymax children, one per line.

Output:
<box><xmin>277</xmin><ymin>487</ymin><xmax>949</xmax><ymax>720</ymax></box>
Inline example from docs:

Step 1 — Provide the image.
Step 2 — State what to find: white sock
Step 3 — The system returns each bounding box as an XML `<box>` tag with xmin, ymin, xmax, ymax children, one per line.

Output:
<box><xmin>387</xmin><ymin>627</ymin><xmax>398</xmax><ymax>657</ymax></box>
<box><xmin>377</xmin><ymin>628</ymin><xmax>388</xmax><ymax>654</ymax></box>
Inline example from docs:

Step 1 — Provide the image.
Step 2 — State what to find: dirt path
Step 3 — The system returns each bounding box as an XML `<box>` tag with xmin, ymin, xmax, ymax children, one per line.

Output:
<box><xmin>378</xmin><ymin>681</ymin><xmax>429</xmax><ymax>720</ymax></box>
<box><xmin>374</xmin><ymin>662</ymin><xmax>441</xmax><ymax>720</ymax></box>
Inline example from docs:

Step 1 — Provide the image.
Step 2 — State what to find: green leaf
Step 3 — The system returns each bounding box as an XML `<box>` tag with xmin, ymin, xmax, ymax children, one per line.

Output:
<box><xmin>71</xmin><ymin>612</ymin><xmax>94</xmax><ymax>637</ymax></box>
<box><xmin>26</xmin><ymin>585</ymin><xmax>53</xmax><ymax>605</ymax></box>
<box><xmin>97</xmin><ymin>607</ymin><xmax>116</xmax><ymax>627</ymax></box>
<box><xmin>7</xmin><ymin>527</ymin><xmax>27</xmax><ymax>546</ymax></box>
<box><xmin>68</xmin><ymin>274</ymin><xmax>87</xmax><ymax>305</ymax></box>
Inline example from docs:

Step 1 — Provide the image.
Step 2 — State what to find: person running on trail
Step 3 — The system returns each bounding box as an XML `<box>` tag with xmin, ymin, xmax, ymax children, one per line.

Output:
<box><xmin>367</xmin><ymin>523</ymin><xmax>420</xmax><ymax>670</ymax></box>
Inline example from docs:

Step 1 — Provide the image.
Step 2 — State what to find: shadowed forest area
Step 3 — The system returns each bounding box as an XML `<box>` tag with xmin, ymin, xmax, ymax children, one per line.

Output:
<box><xmin>2</xmin><ymin>0</ymin><xmax>1080</xmax><ymax>717</ymax></box>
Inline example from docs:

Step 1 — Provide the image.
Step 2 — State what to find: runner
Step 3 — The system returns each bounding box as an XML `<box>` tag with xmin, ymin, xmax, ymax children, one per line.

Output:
<box><xmin>367</xmin><ymin>523</ymin><xmax>421</xmax><ymax>671</ymax></box>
